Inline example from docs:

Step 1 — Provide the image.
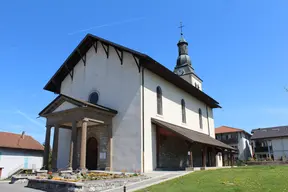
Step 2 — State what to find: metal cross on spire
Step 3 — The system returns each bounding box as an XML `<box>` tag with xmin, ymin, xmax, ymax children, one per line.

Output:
<box><xmin>179</xmin><ymin>22</ymin><xmax>184</xmax><ymax>36</ymax></box>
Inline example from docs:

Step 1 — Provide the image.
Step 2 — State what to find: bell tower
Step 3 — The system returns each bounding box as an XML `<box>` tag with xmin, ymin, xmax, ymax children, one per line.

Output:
<box><xmin>173</xmin><ymin>22</ymin><xmax>203</xmax><ymax>90</ymax></box>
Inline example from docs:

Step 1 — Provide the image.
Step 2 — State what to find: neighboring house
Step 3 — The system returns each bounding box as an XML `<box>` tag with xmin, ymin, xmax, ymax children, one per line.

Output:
<box><xmin>215</xmin><ymin>126</ymin><xmax>252</xmax><ymax>161</ymax></box>
<box><xmin>39</xmin><ymin>32</ymin><xmax>233</xmax><ymax>173</ymax></box>
<box><xmin>0</xmin><ymin>132</ymin><xmax>44</xmax><ymax>179</ymax></box>
<box><xmin>251</xmin><ymin>126</ymin><xmax>288</xmax><ymax>160</ymax></box>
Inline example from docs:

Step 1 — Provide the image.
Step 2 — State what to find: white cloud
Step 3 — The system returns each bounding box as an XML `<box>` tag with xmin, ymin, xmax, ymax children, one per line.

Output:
<box><xmin>16</xmin><ymin>110</ymin><xmax>44</xmax><ymax>128</ymax></box>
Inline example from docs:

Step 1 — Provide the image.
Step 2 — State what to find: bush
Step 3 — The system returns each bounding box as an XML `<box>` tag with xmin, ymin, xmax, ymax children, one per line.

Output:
<box><xmin>236</xmin><ymin>160</ymin><xmax>246</xmax><ymax>166</ymax></box>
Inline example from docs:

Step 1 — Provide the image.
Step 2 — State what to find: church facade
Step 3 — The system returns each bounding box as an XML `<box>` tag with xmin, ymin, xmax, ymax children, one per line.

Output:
<box><xmin>40</xmin><ymin>33</ymin><xmax>234</xmax><ymax>173</ymax></box>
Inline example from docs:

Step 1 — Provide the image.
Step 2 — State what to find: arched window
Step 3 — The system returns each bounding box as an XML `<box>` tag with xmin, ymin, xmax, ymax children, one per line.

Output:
<box><xmin>199</xmin><ymin>108</ymin><xmax>203</xmax><ymax>129</ymax></box>
<box><xmin>156</xmin><ymin>86</ymin><xmax>163</xmax><ymax>115</ymax></box>
<box><xmin>181</xmin><ymin>99</ymin><xmax>186</xmax><ymax>123</ymax></box>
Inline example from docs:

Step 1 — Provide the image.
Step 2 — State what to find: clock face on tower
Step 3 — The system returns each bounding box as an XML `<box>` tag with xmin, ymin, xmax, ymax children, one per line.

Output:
<box><xmin>176</xmin><ymin>69</ymin><xmax>184</xmax><ymax>76</ymax></box>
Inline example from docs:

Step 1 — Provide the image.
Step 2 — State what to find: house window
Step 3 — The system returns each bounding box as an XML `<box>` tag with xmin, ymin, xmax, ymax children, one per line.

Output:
<box><xmin>181</xmin><ymin>99</ymin><xmax>186</xmax><ymax>123</ymax></box>
<box><xmin>198</xmin><ymin>108</ymin><xmax>203</xmax><ymax>129</ymax></box>
<box><xmin>89</xmin><ymin>92</ymin><xmax>99</xmax><ymax>105</ymax></box>
<box><xmin>219</xmin><ymin>153</ymin><xmax>222</xmax><ymax>160</ymax></box>
<box><xmin>156</xmin><ymin>86</ymin><xmax>163</xmax><ymax>115</ymax></box>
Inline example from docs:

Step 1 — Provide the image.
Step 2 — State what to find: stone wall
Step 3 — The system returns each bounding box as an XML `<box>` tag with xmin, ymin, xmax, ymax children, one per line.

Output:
<box><xmin>158</xmin><ymin>133</ymin><xmax>215</xmax><ymax>169</ymax></box>
<box><xmin>27</xmin><ymin>179</ymin><xmax>83</xmax><ymax>192</ymax></box>
<box><xmin>75</xmin><ymin>125</ymin><xmax>110</xmax><ymax>170</ymax></box>
<box><xmin>158</xmin><ymin>134</ymin><xmax>189</xmax><ymax>170</ymax></box>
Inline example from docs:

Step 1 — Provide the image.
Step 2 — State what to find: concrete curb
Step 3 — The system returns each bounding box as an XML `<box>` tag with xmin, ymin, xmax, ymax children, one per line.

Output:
<box><xmin>102</xmin><ymin>173</ymin><xmax>172</xmax><ymax>192</ymax></box>
<box><xmin>129</xmin><ymin>172</ymin><xmax>191</xmax><ymax>192</ymax></box>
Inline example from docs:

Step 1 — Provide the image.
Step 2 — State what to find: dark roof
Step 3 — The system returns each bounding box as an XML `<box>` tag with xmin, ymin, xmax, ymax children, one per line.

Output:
<box><xmin>151</xmin><ymin>118</ymin><xmax>234</xmax><ymax>150</ymax></box>
<box><xmin>0</xmin><ymin>132</ymin><xmax>44</xmax><ymax>151</ymax></box>
<box><xmin>39</xmin><ymin>94</ymin><xmax>118</xmax><ymax>116</ymax></box>
<box><xmin>44</xmin><ymin>34</ymin><xmax>220</xmax><ymax>108</ymax></box>
<box><xmin>251</xmin><ymin>126</ymin><xmax>288</xmax><ymax>140</ymax></box>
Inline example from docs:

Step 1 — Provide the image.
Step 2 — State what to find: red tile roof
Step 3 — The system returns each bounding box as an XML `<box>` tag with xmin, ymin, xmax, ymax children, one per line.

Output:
<box><xmin>0</xmin><ymin>132</ymin><xmax>44</xmax><ymax>151</ymax></box>
<box><xmin>215</xmin><ymin>126</ymin><xmax>244</xmax><ymax>134</ymax></box>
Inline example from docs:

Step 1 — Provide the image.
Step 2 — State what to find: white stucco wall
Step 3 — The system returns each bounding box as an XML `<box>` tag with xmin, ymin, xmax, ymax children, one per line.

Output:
<box><xmin>216</xmin><ymin>152</ymin><xmax>223</xmax><ymax>167</ymax></box>
<box><xmin>57</xmin><ymin>128</ymin><xmax>72</xmax><ymax>169</ymax></box>
<box><xmin>0</xmin><ymin>148</ymin><xmax>43</xmax><ymax>179</ymax></box>
<box><xmin>53</xmin><ymin>102</ymin><xmax>77</xmax><ymax>113</ymax></box>
<box><xmin>191</xmin><ymin>76</ymin><xmax>202</xmax><ymax>91</ymax></box>
<box><xmin>271</xmin><ymin>137</ymin><xmax>288</xmax><ymax>160</ymax></box>
<box><xmin>237</xmin><ymin>132</ymin><xmax>252</xmax><ymax>161</ymax></box>
<box><xmin>181</xmin><ymin>75</ymin><xmax>202</xmax><ymax>91</ymax></box>
<box><xmin>58</xmin><ymin>42</ymin><xmax>142</xmax><ymax>172</ymax></box>
<box><xmin>143</xmin><ymin>69</ymin><xmax>215</xmax><ymax>172</ymax></box>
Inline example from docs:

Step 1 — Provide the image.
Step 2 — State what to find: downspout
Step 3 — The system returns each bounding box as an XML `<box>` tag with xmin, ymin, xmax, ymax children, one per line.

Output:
<box><xmin>141</xmin><ymin>67</ymin><xmax>145</xmax><ymax>172</ymax></box>
<box><xmin>206</xmin><ymin>105</ymin><xmax>210</xmax><ymax>136</ymax></box>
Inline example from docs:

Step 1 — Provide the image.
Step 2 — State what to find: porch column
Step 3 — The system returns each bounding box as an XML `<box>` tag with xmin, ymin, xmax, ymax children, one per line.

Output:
<box><xmin>51</xmin><ymin>124</ymin><xmax>60</xmax><ymax>172</ymax></box>
<box><xmin>43</xmin><ymin>125</ymin><xmax>51</xmax><ymax>170</ymax></box>
<box><xmin>212</xmin><ymin>148</ymin><xmax>216</xmax><ymax>167</ymax></box>
<box><xmin>230</xmin><ymin>151</ymin><xmax>234</xmax><ymax>167</ymax></box>
<box><xmin>80</xmin><ymin>119</ymin><xmax>88</xmax><ymax>170</ymax></box>
<box><xmin>189</xmin><ymin>148</ymin><xmax>193</xmax><ymax>168</ymax></box>
<box><xmin>68</xmin><ymin>121</ymin><xmax>77</xmax><ymax>170</ymax></box>
<box><xmin>202</xmin><ymin>145</ymin><xmax>207</xmax><ymax>169</ymax></box>
<box><xmin>107</xmin><ymin>123</ymin><xmax>113</xmax><ymax>171</ymax></box>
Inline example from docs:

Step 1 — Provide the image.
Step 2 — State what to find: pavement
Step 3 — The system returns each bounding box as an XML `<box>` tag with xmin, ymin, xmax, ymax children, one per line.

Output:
<box><xmin>103</xmin><ymin>171</ymin><xmax>191</xmax><ymax>192</ymax></box>
<box><xmin>0</xmin><ymin>183</ymin><xmax>38</xmax><ymax>192</ymax></box>
<box><xmin>0</xmin><ymin>171</ymin><xmax>191</xmax><ymax>192</ymax></box>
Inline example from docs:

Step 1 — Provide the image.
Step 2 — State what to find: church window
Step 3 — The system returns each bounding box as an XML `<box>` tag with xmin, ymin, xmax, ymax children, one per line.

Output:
<box><xmin>88</xmin><ymin>92</ymin><xmax>99</xmax><ymax>105</ymax></box>
<box><xmin>156</xmin><ymin>86</ymin><xmax>163</xmax><ymax>115</ymax></box>
<box><xmin>181</xmin><ymin>99</ymin><xmax>186</xmax><ymax>123</ymax></box>
<box><xmin>199</xmin><ymin>108</ymin><xmax>203</xmax><ymax>129</ymax></box>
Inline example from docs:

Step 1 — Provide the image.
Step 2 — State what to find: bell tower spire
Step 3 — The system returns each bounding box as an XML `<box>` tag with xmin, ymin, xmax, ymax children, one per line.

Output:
<box><xmin>174</xmin><ymin>22</ymin><xmax>194</xmax><ymax>75</ymax></box>
<box><xmin>174</xmin><ymin>22</ymin><xmax>203</xmax><ymax>90</ymax></box>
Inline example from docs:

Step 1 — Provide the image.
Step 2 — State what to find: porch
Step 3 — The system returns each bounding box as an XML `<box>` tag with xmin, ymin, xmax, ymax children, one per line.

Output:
<box><xmin>152</xmin><ymin>118</ymin><xmax>235</xmax><ymax>170</ymax></box>
<box><xmin>39</xmin><ymin>94</ymin><xmax>117</xmax><ymax>171</ymax></box>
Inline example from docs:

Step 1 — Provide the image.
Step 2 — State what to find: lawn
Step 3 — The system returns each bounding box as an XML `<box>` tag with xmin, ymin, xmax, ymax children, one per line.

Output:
<box><xmin>138</xmin><ymin>166</ymin><xmax>288</xmax><ymax>192</ymax></box>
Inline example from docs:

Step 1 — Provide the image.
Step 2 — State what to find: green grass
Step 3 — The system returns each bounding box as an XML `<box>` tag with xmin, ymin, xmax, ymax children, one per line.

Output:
<box><xmin>138</xmin><ymin>166</ymin><xmax>288</xmax><ymax>192</ymax></box>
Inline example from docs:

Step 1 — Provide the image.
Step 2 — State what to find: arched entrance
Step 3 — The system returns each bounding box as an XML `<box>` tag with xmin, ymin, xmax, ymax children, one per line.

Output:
<box><xmin>86</xmin><ymin>137</ymin><xmax>98</xmax><ymax>170</ymax></box>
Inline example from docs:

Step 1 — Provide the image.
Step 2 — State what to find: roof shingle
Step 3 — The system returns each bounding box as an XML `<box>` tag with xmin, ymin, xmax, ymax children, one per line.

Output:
<box><xmin>251</xmin><ymin>126</ymin><xmax>288</xmax><ymax>140</ymax></box>
<box><xmin>0</xmin><ymin>132</ymin><xmax>44</xmax><ymax>151</ymax></box>
<box><xmin>152</xmin><ymin>118</ymin><xmax>234</xmax><ymax>150</ymax></box>
<box><xmin>215</xmin><ymin>126</ymin><xmax>244</xmax><ymax>134</ymax></box>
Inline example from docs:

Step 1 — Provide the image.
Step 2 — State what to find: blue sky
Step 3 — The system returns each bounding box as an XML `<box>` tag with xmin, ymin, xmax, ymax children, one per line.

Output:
<box><xmin>0</xmin><ymin>0</ymin><xmax>288</xmax><ymax>143</ymax></box>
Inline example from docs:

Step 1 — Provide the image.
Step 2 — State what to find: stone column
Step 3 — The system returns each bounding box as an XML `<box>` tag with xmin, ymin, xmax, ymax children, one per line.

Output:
<box><xmin>202</xmin><ymin>146</ymin><xmax>207</xmax><ymax>169</ymax></box>
<box><xmin>68</xmin><ymin>121</ymin><xmax>77</xmax><ymax>170</ymax></box>
<box><xmin>107</xmin><ymin>123</ymin><xmax>113</xmax><ymax>171</ymax></box>
<box><xmin>43</xmin><ymin>125</ymin><xmax>51</xmax><ymax>170</ymax></box>
<box><xmin>80</xmin><ymin>119</ymin><xmax>88</xmax><ymax>170</ymax></box>
<box><xmin>51</xmin><ymin>124</ymin><xmax>60</xmax><ymax>172</ymax></box>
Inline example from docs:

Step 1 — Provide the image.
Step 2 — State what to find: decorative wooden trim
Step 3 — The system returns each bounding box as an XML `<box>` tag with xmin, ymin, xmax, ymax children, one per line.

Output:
<box><xmin>114</xmin><ymin>47</ymin><xmax>123</xmax><ymax>65</ymax></box>
<box><xmin>92</xmin><ymin>41</ymin><xmax>98</xmax><ymax>53</ymax></box>
<box><xmin>101</xmin><ymin>42</ymin><xmax>109</xmax><ymax>58</ymax></box>
<box><xmin>65</xmin><ymin>64</ymin><xmax>73</xmax><ymax>80</ymax></box>
<box><xmin>77</xmin><ymin>49</ymin><xmax>86</xmax><ymax>66</ymax></box>
<box><xmin>133</xmin><ymin>55</ymin><xmax>140</xmax><ymax>72</ymax></box>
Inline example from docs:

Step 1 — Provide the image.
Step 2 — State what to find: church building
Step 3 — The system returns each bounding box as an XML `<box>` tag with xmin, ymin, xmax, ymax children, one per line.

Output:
<box><xmin>39</xmin><ymin>31</ymin><xmax>234</xmax><ymax>173</ymax></box>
